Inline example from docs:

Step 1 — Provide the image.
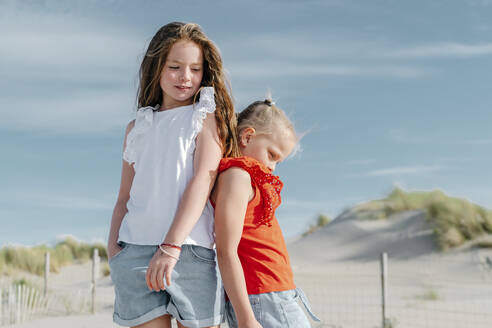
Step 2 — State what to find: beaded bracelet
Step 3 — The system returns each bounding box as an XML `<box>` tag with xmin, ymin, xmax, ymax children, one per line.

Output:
<box><xmin>158</xmin><ymin>245</ymin><xmax>179</xmax><ymax>261</ymax></box>
<box><xmin>160</xmin><ymin>243</ymin><xmax>182</xmax><ymax>251</ymax></box>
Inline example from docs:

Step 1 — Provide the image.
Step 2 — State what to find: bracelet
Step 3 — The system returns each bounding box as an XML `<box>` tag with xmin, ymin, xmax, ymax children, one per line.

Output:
<box><xmin>159</xmin><ymin>245</ymin><xmax>180</xmax><ymax>261</ymax></box>
<box><xmin>160</xmin><ymin>243</ymin><xmax>182</xmax><ymax>251</ymax></box>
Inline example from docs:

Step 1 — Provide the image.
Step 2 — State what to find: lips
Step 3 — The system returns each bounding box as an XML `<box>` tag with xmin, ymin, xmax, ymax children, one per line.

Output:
<box><xmin>175</xmin><ymin>86</ymin><xmax>191</xmax><ymax>91</ymax></box>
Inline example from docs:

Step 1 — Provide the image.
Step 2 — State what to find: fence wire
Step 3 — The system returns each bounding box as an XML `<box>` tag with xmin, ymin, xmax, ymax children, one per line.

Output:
<box><xmin>298</xmin><ymin>254</ymin><xmax>492</xmax><ymax>328</ymax></box>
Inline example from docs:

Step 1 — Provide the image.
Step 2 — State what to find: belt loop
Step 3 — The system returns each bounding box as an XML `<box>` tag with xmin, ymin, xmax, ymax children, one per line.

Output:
<box><xmin>296</xmin><ymin>288</ymin><xmax>321</xmax><ymax>322</ymax></box>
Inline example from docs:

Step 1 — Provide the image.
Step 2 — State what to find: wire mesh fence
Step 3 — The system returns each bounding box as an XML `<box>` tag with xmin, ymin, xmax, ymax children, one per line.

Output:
<box><xmin>0</xmin><ymin>249</ymin><xmax>102</xmax><ymax>326</ymax></box>
<box><xmin>2</xmin><ymin>250</ymin><xmax>491</xmax><ymax>327</ymax></box>
<box><xmin>298</xmin><ymin>252</ymin><xmax>492</xmax><ymax>328</ymax></box>
<box><xmin>0</xmin><ymin>284</ymin><xmax>94</xmax><ymax>326</ymax></box>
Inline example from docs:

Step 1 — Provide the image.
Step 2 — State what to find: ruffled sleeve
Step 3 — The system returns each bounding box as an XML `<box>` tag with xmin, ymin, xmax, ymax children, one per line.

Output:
<box><xmin>218</xmin><ymin>156</ymin><xmax>284</xmax><ymax>226</ymax></box>
<box><xmin>191</xmin><ymin>87</ymin><xmax>216</xmax><ymax>139</ymax></box>
<box><xmin>123</xmin><ymin>105</ymin><xmax>157</xmax><ymax>165</ymax></box>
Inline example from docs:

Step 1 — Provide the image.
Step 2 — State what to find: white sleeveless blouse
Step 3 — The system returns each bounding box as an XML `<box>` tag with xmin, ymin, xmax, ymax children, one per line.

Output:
<box><xmin>118</xmin><ymin>87</ymin><xmax>216</xmax><ymax>248</ymax></box>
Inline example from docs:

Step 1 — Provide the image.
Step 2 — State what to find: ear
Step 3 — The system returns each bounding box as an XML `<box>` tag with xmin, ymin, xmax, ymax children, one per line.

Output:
<box><xmin>239</xmin><ymin>127</ymin><xmax>256</xmax><ymax>147</ymax></box>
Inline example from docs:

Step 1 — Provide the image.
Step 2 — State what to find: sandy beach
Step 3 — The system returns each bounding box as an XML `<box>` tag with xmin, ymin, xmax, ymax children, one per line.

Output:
<box><xmin>6</xmin><ymin>210</ymin><xmax>492</xmax><ymax>328</ymax></box>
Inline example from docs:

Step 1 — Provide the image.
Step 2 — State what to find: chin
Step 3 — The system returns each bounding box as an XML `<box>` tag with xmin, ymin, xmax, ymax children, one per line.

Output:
<box><xmin>179</xmin><ymin>91</ymin><xmax>196</xmax><ymax>99</ymax></box>
<box><xmin>172</xmin><ymin>94</ymin><xmax>192</xmax><ymax>102</ymax></box>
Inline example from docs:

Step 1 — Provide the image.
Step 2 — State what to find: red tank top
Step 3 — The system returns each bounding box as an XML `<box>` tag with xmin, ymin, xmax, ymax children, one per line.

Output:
<box><xmin>216</xmin><ymin>156</ymin><xmax>295</xmax><ymax>294</ymax></box>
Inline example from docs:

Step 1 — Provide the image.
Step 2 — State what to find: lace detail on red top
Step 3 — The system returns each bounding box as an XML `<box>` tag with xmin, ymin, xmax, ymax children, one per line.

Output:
<box><xmin>218</xmin><ymin>156</ymin><xmax>283</xmax><ymax>226</ymax></box>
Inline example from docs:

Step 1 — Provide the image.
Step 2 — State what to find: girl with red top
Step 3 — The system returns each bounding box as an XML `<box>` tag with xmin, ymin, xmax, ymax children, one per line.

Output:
<box><xmin>211</xmin><ymin>100</ymin><xmax>320</xmax><ymax>328</ymax></box>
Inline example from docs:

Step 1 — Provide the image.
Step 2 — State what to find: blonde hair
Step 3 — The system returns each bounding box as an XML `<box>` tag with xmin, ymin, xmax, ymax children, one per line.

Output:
<box><xmin>137</xmin><ymin>22</ymin><xmax>239</xmax><ymax>157</ymax></box>
<box><xmin>237</xmin><ymin>98</ymin><xmax>297</xmax><ymax>139</ymax></box>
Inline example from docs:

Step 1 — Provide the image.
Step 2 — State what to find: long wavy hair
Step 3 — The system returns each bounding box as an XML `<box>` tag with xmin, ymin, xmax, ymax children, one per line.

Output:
<box><xmin>138</xmin><ymin>22</ymin><xmax>239</xmax><ymax>157</ymax></box>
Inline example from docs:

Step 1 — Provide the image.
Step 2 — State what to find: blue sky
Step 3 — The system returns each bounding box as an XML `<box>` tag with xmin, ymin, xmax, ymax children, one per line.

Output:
<box><xmin>1</xmin><ymin>0</ymin><xmax>491</xmax><ymax>246</ymax></box>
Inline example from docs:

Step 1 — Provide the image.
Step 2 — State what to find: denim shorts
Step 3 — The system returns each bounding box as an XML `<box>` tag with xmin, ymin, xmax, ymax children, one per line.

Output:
<box><xmin>225</xmin><ymin>288</ymin><xmax>320</xmax><ymax>328</ymax></box>
<box><xmin>109</xmin><ymin>242</ymin><xmax>224</xmax><ymax>327</ymax></box>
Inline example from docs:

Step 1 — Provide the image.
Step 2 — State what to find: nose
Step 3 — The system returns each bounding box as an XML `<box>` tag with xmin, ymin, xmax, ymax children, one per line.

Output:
<box><xmin>180</xmin><ymin>68</ymin><xmax>191</xmax><ymax>82</ymax></box>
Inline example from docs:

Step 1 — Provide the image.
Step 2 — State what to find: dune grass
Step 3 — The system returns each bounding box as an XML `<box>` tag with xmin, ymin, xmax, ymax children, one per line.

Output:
<box><xmin>354</xmin><ymin>188</ymin><xmax>492</xmax><ymax>250</ymax></box>
<box><xmin>0</xmin><ymin>237</ymin><xmax>108</xmax><ymax>276</ymax></box>
<box><xmin>415</xmin><ymin>288</ymin><xmax>440</xmax><ymax>301</ymax></box>
<box><xmin>476</xmin><ymin>240</ymin><xmax>492</xmax><ymax>248</ymax></box>
<box><xmin>302</xmin><ymin>214</ymin><xmax>331</xmax><ymax>236</ymax></box>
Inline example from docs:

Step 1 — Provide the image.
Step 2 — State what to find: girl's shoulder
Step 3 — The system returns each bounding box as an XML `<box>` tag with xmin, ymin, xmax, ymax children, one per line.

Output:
<box><xmin>191</xmin><ymin>87</ymin><xmax>216</xmax><ymax>136</ymax></box>
<box><xmin>218</xmin><ymin>156</ymin><xmax>270</xmax><ymax>176</ymax></box>
<box><xmin>218</xmin><ymin>156</ymin><xmax>282</xmax><ymax>191</ymax></box>
<box><xmin>125</xmin><ymin>119</ymin><xmax>136</xmax><ymax>134</ymax></box>
<box><xmin>122</xmin><ymin>105</ymin><xmax>156</xmax><ymax>165</ymax></box>
<box><xmin>219</xmin><ymin>157</ymin><xmax>283</xmax><ymax>227</ymax></box>
<box><xmin>216</xmin><ymin>165</ymin><xmax>251</xmax><ymax>188</ymax></box>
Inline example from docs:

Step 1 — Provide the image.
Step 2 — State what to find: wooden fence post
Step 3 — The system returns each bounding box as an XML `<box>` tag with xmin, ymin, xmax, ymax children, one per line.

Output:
<box><xmin>44</xmin><ymin>252</ymin><xmax>50</xmax><ymax>296</ymax></box>
<box><xmin>0</xmin><ymin>287</ymin><xmax>3</xmax><ymax>326</ymax></box>
<box><xmin>15</xmin><ymin>284</ymin><xmax>20</xmax><ymax>324</ymax></box>
<box><xmin>91</xmin><ymin>248</ymin><xmax>99</xmax><ymax>314</ymax></box>
<box><xmin>8</xmin><ymin>286</ymin><xmax>14</xmax><ymax>325</ymax></box>
<box><xmin>380</xmin><ymin>252</ymin><xmax>388</xmax><ymax>328</ymax></box>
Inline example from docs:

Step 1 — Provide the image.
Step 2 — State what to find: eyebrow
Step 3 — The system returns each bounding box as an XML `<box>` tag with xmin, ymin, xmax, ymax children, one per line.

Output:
<box><xmin>167</xmin><ymin>59</ymin><xmax>203</xmax><ymax>65</ymax></box>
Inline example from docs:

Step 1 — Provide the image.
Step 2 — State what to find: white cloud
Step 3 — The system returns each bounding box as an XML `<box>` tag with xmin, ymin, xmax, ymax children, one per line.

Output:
<box><xmin>222</xmin><ymin>33</ymin><xmax>432</xmax><ymax>79</ymax></box>
<box><xmin>367</xmin><ymin>165</ymin><xmax>443</xmax><ymax>177</ymax></box>
<box><xmin>225</xmin><ymin>29</ymin><xmax>492</xmax><ymax>62</ymax></box>
<box><xmin>223</xmin><ymin>33</ymin><xmax>379</xmax><ymax>60</ymax></box>
<box><xmin>228</xmin><ymin>63</ymin><xmax>429</xmax><ymax>79</ymax></box>
<box><xmin>5</xmin><ymin>191</ymin><xmax>114</xmax><ymax>210</ymax></box>
<box><xmin>0</xmin><ymin>5</ymin><xmax>145</xmax><ymax>83</ymax></box>
<box><xmin>2</xmin><ymin>2</ymin><xmax>490</xmax><ymax>136</ymax></box>
<box><xmin>0</xmin><ymin>28</ymin><xmax>142</xmax><ymax>79</ymax></box>
<box><xmin>0</xmin><ymin>3</ymin><xmax>144</xmax><ymax>134</ymax></box>
<box><xmin>385</xmin><ymin>42</ymin><xmax>492</xmax><ymax>58</ymax></box>
<box><xmin>54</xmin><ymin>234</ymin><xmax>107</xmax><ymax>245</ymax></box>
<box><xmin>0</xmin><ymin>89</ymin><xmax>134</xmax><ymax>134</ymax></box>
<box><xmin>224</xmin><ymin>34</ymin><xmax>492</xmax><ymax>79</ymax></box>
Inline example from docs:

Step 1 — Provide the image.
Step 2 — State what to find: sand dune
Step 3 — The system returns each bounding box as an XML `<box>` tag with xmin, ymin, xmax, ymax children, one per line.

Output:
<box><xmin>289</xmin><ymin>210</ymin><xmax>438</xmax><ymax>264</ymax></box>
<box><xmin>288</xmin><ymin>209</ymin><xmax>492</xmax><ymax>328</ymax></box>
<box><xmin>8</xmin><ymin>209</ymin><xmax>492</xmax><ymax>328</ymax></box>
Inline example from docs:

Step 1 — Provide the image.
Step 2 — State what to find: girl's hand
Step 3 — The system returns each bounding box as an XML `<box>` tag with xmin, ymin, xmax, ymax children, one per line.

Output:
<box><xmin>145</xmin><ymin>247</ymin><xmax>181</xmax><ymax>291</ymax></box>
<box><xmin>107</xmin><ymin>242</ymin><xmax>123</xmax><ymax>260</ymax></box>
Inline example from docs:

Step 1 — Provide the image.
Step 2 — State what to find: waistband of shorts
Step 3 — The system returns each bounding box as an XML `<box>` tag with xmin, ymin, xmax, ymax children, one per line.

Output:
<box><xmin>118</xmin><ymin>242</ymin><xmax>214</xmax><ymax>250</ymax></box>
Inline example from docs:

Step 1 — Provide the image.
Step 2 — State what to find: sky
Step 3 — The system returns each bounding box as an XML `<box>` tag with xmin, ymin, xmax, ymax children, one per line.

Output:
<box><xmin>1</xmin><ymin>0</ymin><xmax>491</xmax><ymax>246</ymax></box>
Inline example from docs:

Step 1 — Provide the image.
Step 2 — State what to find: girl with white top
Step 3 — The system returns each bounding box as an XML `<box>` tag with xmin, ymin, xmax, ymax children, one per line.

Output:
<box><xmin>107</xmin><ymin>22</ymin><xmax>238</xmax><ymax>328</ymax></box>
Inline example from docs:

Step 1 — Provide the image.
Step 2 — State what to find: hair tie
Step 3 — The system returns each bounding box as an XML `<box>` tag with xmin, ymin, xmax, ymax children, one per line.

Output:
<box><xmin>264</xmin><ymin>99</ymin><xmax>275</xmax><ymax>106</ymax></box>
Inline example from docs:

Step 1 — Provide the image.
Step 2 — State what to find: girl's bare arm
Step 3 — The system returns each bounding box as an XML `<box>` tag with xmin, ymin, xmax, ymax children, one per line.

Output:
<box><xmin>164</xmin><ymin>112</ymin><xmax>222</xmax><ymax>244</ymax></box>
<box><xmin>215</xmin><ymin>168</ymin><xmax>261</xmax><ymax>328</ymax></box>
<box><xmin>107</xmin><ymin>121</ymin><xmax>135</xmax><ymax>259</ymax></box>
<box><xmin>146</xmin><ymin>112</ymin><xmax>222</xmax><ymax>291</ymax></box>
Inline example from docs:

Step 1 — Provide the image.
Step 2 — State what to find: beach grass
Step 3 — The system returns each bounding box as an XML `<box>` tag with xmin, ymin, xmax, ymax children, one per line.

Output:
<box><xmin>101</xmin><ymin>261</ymin><xmax>111</xmax><ymax>277</ymax></box>
<box><xmin>0</xmin><ymin>237</ymin><xmax>108</xmax><ymax>276</ymax></box>
<box><xmin>474</xmin><ymin>240</ymin><xmax>492</xmax><ymax>248</ymax></box>
<box><xmin>302</xmin><ymin>214</ymin><xmax>331</xmax><ymax>236</ymax></box>
<box><xmin>355</xmin><ymin>188</ymin><xmax>492</xmax><ymax>250</ymax></box>
<box><xmin>415</xmin><ymin>289</ymin><xmax>440</xmax><ymax>301</ymax></box>
<box><xmin>12</xmin><ymin>277</ymin><xmax>39</xmax><ymax>290</ymax></box>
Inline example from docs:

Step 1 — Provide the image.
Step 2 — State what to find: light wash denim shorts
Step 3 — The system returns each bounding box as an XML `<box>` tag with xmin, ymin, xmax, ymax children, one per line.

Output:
<box><xmin>225</xmin><ymin>288</ymin><xmax>320</xmax><ymax>328</ymax></box>
<box><xmin>109</xmin><ymin>242</ymin><xmax>224</xmax><ymax>327</ymax></box>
